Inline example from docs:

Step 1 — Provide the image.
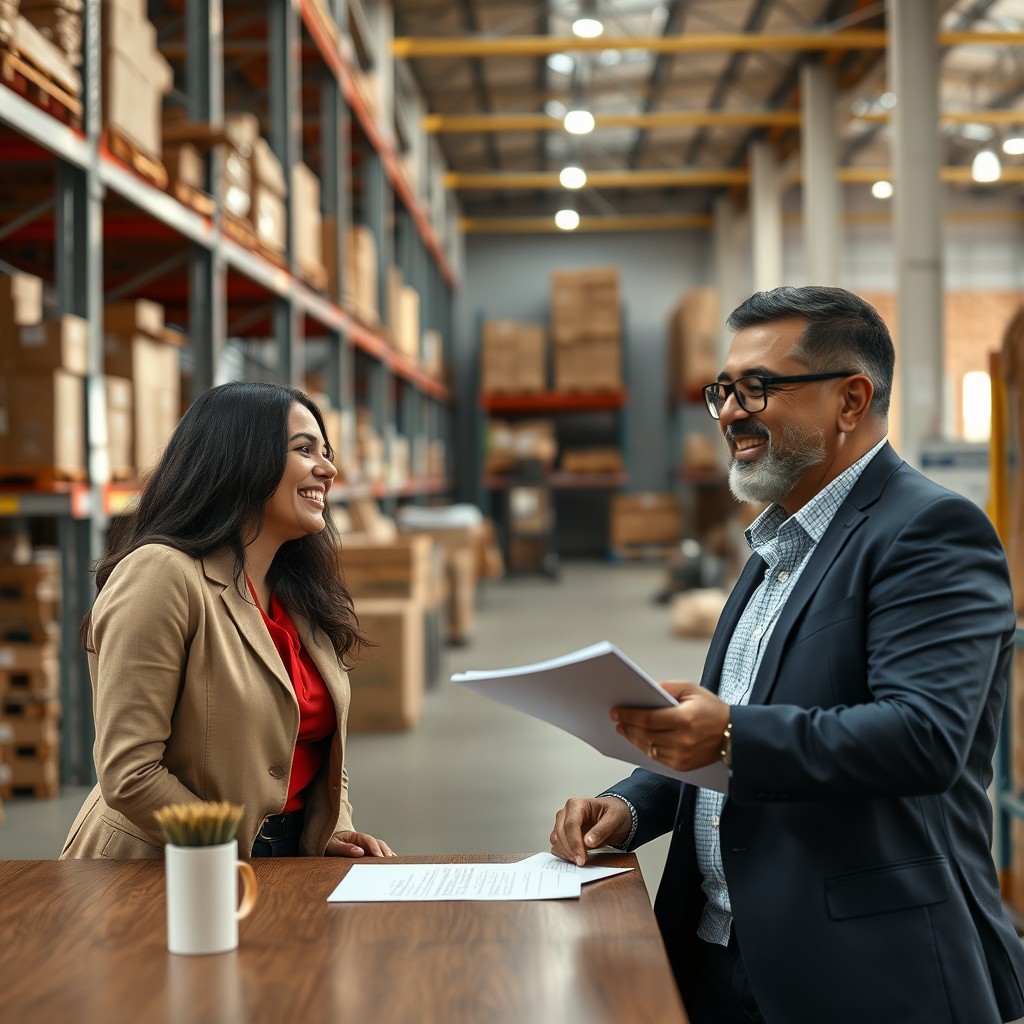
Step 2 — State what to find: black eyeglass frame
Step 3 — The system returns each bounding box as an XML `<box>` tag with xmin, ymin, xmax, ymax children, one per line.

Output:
<box><xmin>702</xmin><ymin>371</ymin><xmax>858</xmax><ymax>419</ymax></box>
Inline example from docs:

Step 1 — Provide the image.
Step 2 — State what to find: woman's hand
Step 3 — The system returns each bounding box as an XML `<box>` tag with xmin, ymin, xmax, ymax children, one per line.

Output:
<box><xmin>326</xmin><ymin>830</ymin><xmax>397</xmax><ymax>858</ymax></box>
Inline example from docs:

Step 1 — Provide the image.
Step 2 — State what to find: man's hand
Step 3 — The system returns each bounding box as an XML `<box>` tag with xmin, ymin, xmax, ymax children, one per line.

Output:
<box><xmin>326</xmin><ymin>830</ymin><xmax>397</xmax><ymax>858</ymax></box>
<box><xmin>550</xmin><ymin>796</ymin><xmax>632</xmax><ymax>867</ymax></box>
<box><xmin>613</xmin><ymin>681</ymin><xmax>730</xmax><ymax>771</ymax></box>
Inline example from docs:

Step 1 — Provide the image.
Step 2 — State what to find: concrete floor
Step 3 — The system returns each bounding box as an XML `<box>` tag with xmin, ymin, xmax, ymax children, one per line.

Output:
<box><xmin>0</xmin><ymin>561</ymin><xmax>710</xmax><ymax>900</ymax></box>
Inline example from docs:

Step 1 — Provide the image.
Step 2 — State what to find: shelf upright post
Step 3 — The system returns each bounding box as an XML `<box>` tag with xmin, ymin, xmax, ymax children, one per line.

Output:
<box><xmin>187</xmin><ymin>0</ymin><xmax>226</xmax><ymax>394</ymax></box>
<box><xmin>269</xmin><ymin>0</ymin><xmax>303</xmax><ymax>385</ymax></box>
<box><xmin>50</xmin><ymin>0</ymin><xmax>107</xmax><ymax>784</ymax></box>
<box><xmin>320</xmin><ymin>44</ymin><xmax>351</xmax><ymax>415</ymax></box>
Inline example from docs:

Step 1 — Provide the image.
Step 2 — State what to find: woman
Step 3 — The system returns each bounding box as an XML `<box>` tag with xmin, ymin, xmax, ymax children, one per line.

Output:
<box><xmin>61</xmin><ymin>381</ymin><xmax>395</xmax><ymax>859</ymax></box>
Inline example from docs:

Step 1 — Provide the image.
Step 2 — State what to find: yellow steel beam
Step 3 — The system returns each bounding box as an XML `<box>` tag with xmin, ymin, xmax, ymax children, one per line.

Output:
<box><xmin>392</xmin><ymin>31</ymin><xmax>1024</xmax><ymax>59</ymax></box>
<box><xmin>462</xmin><ymin>209</ymin><xmax>1024</xmax><ymax>234</ymax></box>
<box><xmin>446</xmin><ymin>169</ymin><xmax>752</xmax><ymax>189</ymax></box>
<box><xmin>427</xmin><ymin>109</ymin><xmax>1024</xmax><ymax>134</ymax></box>
<box><xmin>448</xmin><ymin>166</ymin><xmax>1024</xmax><ymax>191</ymax></box>
<box><xmin>460</xmin><ymin>214</ymin><xmax>716</xmax><ymax>233</ymax></box>
<box><xmin>424</xmin><ymin>110</ymin><xmax>803</xmax><ymax>133</ymax></box>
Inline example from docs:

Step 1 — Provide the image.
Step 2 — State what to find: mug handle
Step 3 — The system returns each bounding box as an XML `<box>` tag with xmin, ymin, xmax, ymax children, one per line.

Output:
<box><xmin>235</xmin><ymin>861</ymin><xmax>258</xmax><ymax>921</ymax></box>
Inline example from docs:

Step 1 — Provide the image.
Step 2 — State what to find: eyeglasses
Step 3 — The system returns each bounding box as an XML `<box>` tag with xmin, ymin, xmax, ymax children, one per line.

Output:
<box><xmin>703</xmin><ymin>372</ymin><xmax>856</xmax><ymax>420</ymax></box>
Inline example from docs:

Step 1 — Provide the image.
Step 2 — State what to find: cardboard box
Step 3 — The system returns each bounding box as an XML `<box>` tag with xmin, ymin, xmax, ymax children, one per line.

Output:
<box><xmin>554</xmin><ymin>336</ymin><xmax>620</xmax><ymax>392</ymax></box>
<box><xmin>0</xmin><ymin>562</ymin><xmax>60</xmax><ymax>602</ymax></box>
<box><xmin>102</xmin><ymin>334</ymin><xmax>180</xmax><ymax>474</ymax></box>
<box><xmin>251</xmin><ymin>136</ymin><xmax>286</xmax><ymax>196</ymax></box>
<box><xmin>347</xmin><ymin>598</ymin><xmax>424</xmax><ymax>731</ymax></box>
<box><xmin>668</xmin><ymin>287</ymin><xmax>721</xmax><ymax>396</ymax></box>
<box><xmin>610</xmin><ymin>492</ymin><xmax>682</xmax><ymax>550</ymax></box>
<box><xmin>164</xmin><ymin>143</ymin><xmax>205</xmax><ymax>190</ymax></box>
<box><xmin>104</xmin><ymin>50</ymin><xmax>164</xmax><ymax>157</ymax></box>
<box><xmin>446</xmin><ymin>545</ymin><xmax>476</xmax><ymax>644</ymax></box>
<box><xmin>104</xmin><ymin>299</ymin><xmax>164</xmax><ymax>340</ymax></box>
<box><xmin>105</xmin><ymin>375</ymin><xmax>133</xmax><ymax>478</ymax></box>
<box><xmin>0</xmin><ymin>369</ymin><xmax>85</xmax><ymax>474</ymax></box>
<box><xmin>344</xmin><ymin>224</ymin><xmax>378</xmax><ymax>325</ymax></box>
<box><xmin>293</xmin><ymin>162</ymin><xmax>323</xmax><ymax>273</ymax></box>
<box><xmin>481</xmin><ymin>321</ymin><xmax>546</xmax><ymax>394</ymax></box>
<box><xmin>0</xmin><ymin>273</ymin><xmax>44</xmax><ymax>328</ymax></box>
<box><xmin>396</xmin><ymin>285</ymin><xmax>420</xmax><ymax>362</ymax></box>
<box><xmin>0</xmin><ymin>711</ymin><xmax>60</xmax><ymax>748</ymax></box>
<box><xmin>251</xmin><ymin>184</ymin><xmax>286</xmax><ymax>254</ymax></box>
<box><xmin>7</xmin><ymin>316</ymin><xmax>88</xmax><ymax>375</ymax></box>
<box><xmin>341</xmin><ymin>535</ymin><xmax>435</xmax><ymax>605</ymax></box>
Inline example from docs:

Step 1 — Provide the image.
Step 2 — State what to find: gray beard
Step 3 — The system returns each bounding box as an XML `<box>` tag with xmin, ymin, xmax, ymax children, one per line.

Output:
<box><xmin>728</xmin><ymin>423</ymin><xmax>828</xmax><ymax>504</ymax></box>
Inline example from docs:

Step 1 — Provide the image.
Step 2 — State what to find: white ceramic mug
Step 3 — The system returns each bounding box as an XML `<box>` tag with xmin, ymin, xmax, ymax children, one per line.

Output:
<box><xmin>164</xmin><ymin>840</ymin><xmax>258</xmax><ymax>955</ymax></box>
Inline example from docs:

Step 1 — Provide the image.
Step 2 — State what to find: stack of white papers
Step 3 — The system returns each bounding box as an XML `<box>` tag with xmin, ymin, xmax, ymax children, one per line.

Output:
<box><xmin>326</xmin><ymin>853</ymin><xmax>632</xmax><ymax>903</ymax></box>
<box><xmin>451</xmin><ymin>640</ymin><xmax>729</xmax><ymax>794</ymax></box>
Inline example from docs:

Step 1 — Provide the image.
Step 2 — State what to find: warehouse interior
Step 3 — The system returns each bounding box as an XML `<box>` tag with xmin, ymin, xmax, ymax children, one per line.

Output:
<box><xmin>3</xmin><ymin>0</ymin><xmax>1024</xmax><ymax>958</ymax></box>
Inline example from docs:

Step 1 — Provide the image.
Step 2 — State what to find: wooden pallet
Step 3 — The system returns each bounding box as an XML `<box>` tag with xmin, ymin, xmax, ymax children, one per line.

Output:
<box><xmin>0</xmin><ymin>46</ymin><xmax>81</xmax><ymax>123</ymax></box>
<box><xmin>106</xmin><ymin>129</ymin><xmax>168</xmax><ymax>190</ymax></box>
<box><xmin>0</xmin><ymin>780</ymin><xmax>58</xmax><ymax>799</ymax></box>
<box><xmin>1</xmin><ymin>695</ymin><xmax>61</xmax><ymax>719</ymax></box>
<box><xmin>0</xmin><ymin>464</ymin><xmax>87</xmax><ymax>487</ymax></box>
<box><xmin>611</xmin><ymin>543</ymin><xmax>678</xmax><ymax>562</ymax></box>
<box><xmin>171</xmin><ymin>180</ymin><xmax>216</xmax><ymax>218</ymax></box>
<box><xmin>223</xmin><ymin>212</ymin><xmax>258</xmax><ymax>250</ymax></box>
<box><xmin>299</xmin><ymin>261</ymin><xmax>329</xmax><ymax>293</ymax></box>
<box><xmin>256</xmin><ymin>239</ymin><xmax>288</xmax><ymax>270</ymax></box>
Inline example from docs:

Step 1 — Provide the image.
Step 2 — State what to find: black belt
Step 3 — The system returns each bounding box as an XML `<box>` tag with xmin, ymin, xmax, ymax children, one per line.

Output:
<box><xmin>258</xmin><ymin>809</ymin><xmax>304</xmax><ymax>841</ymax></box>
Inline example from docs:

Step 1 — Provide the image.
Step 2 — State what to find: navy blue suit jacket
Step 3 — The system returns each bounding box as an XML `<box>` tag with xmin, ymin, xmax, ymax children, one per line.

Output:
<box><xmin>610</xmin><ymin>443</ymin><xmax>1024</xmax><ymax>1023</ymax></box>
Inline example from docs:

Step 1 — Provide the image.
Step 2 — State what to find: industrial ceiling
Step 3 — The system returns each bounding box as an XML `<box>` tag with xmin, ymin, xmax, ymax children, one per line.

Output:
<box><xmin>389</xmin><ymin>0</ymin><xmax>1024</xmax><ymax>227</ymax></box>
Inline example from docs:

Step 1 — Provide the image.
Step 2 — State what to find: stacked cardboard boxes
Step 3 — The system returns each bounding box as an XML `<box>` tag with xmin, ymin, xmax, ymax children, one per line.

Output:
<box><xmin>480</xmin><ymin>321</ymin><xmax>546</xmax><ymax>394</ymax></box>
<box><xmin>102</xmin><ymin>0</ymin><xmax>173</xmax><ymax>160</ymax></box>
<box><xmin>0</xmin><ymin>556</ymin><xmax>62</xmax><ymax>799</ymax></box>
<box><xmin>483</xmin><ymin>419</ymin><xmax>557</xmax><ymax>476</ymax></box>
<box><xmin>340</xmin><ymin>223</ymin><xmax>379</xmax><ymax>327</ymax></box>
<box><xmin>551</xmin><ymin>267</ymin><xmax>622</xmax><ymax>391</ymax></box>
<box><xmin>292</xmin><ymin>162</ymin><xmax>326</xmax><ymax>288</ymax></box>
<box><xmin>20</xmin><ymin>0</ymin><xmax>82</xmax><ymax>67</ymax></box>
<box><xmin>387</xmin><ymin>265</ymin><xmax>420</xmax><ymax>364</ymax></box>
<box><xmin>668</xmin><ymin>287</ymin><xmax>720</xmax><ymax>397</ymax></box>
<box><xmin>103</xmin><ymin>299</ymin><xmax>181</xmax><ymax>478</ymax></box>
<box><xmin>610</xmin><ymin>493</ymin><xmax>682</xmax><ymax>553</ymax></box>
<box><xmin>0</xmin><ymin>272</ymin><xmax>87</xmax><ymax>480</ymax></box>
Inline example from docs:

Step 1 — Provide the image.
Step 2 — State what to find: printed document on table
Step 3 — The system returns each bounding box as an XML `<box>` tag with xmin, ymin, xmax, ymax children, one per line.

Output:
<box><xmin>451</xmin><ymin>640</ymin><xmax>729</xmax><ymax>794</ymax></box>
<box><xmin>327</xmin><ymin>862</ymin><xmax>582</xmax><ymax>902</ymax></box>
<box><xmin>515</xmin><ymin>852</ymin><xmax>633</xmax><ymax>883</ymax></box>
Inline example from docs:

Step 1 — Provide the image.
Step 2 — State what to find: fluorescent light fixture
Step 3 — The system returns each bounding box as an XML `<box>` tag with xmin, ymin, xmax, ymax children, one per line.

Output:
<box><xmin>564</xmin><ymin>109</ymin><xmax>596</xmax><ymax>135</ymax></box>
<box><xmin>871</xmin><ymin>180</ymin><xmax>894</xmax><ymax>199</ymax></box>
<box><xmin>559</xmin><ymin>165</ymin><xmax>587</xmax><ymax>189</ymax></box>
<box><xmin>572</xmin><ymin>17</ymin><xmax>604</xmax><ymax>38</ymax></box>
<box><xmin>971</xmin><ymin>149</ymin><xmax>1001</xmax><ymax>182</ymax></box>
<box><xmin>1003</xmin><ymin>136</ymin><xmax>1024</xmax><ymax>155</ymax></box>
<box><xmin>544</xmin><ymin>100</ymin><xmax>568</xmax><ymax>119</ymax></box>
<box><xmin>546</xmin><ymin>53</ymin><xmax>575</xmax><ymax>75</ymax></box>
<box><xmin>555</xmin><ymin>209</ymin><xmax>580</xmax><ymax>230</ymax></box>
<box><xmin>961</xmin><ymin>122</ymin><xmax>995</xmax><ymax>142</ymax></box>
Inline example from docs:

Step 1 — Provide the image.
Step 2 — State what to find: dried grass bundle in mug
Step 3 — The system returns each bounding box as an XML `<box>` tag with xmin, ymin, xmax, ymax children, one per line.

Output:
<box><xmin>155</xmin><ymin>801</ymin><xmax>245</xmax><ymax>847</ymax></box>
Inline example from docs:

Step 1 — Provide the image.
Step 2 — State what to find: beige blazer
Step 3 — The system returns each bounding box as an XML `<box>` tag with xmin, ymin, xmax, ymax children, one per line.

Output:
<box><xmin>61</xmin><ymin>544</ymin><xmax>355</xmax><ymax>859</ymax></box>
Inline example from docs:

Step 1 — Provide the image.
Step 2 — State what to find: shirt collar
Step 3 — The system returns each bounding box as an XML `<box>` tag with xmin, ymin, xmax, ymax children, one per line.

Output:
<box><xmin>745</xmin><ymin>436</ymin><xmax>888</xmax><ymax>551</ymax></box>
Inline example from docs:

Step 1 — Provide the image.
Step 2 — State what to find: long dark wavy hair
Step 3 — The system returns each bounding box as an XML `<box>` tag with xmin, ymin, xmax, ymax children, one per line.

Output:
<box><xmin>83</xmin><ymin>381</ymin><xmax>367</xmax><ymax>662</ymax></box>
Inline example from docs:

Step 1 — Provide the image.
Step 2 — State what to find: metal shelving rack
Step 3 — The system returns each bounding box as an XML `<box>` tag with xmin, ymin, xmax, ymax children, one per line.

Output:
<box><xmin>0</xmin><ymin>0</ymin><xmax>461</xmax><ymax>784</ymax></box>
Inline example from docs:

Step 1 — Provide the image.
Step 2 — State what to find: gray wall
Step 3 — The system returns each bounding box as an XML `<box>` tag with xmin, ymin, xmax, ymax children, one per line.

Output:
<box><xmin>455</xmin><ymin>230</ymin><xmax>714</xmax><ymax>516</ymax></box>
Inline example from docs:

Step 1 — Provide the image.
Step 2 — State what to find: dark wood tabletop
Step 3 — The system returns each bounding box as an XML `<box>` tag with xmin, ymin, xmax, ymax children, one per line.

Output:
<box><xmin>0</xmin><ymin>853</ymin><xmax>688</xmax><ymax>1024</ymax></box>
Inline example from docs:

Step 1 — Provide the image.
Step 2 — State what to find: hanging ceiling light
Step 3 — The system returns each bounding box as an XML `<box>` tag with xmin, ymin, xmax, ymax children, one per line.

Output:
<box><xmin>1002</xmin><ymin>136</ymin><xmax>1024</xmax><ymax>156</ymax></box>
<box><xmin>971</xmin><ymin>149</ymin><xmax>1002</xmax><ymax>182</ymax></box>
<box><xmin>564</xmin><ymin>109</ymin><xmax>595</xmax><ymax>135</ymax></box>
<box><xmin>555</xmin><ymin>208</ymin><xmax>580</xmax><ymax>230</ymax></box>
<box><xmin>546</xmin><ymin>53</ymin><xmax>575</xmax><ymax>75</ymax></box>
<box><xmin>871</xmin><ymin>180</ymin><xmax>894</xmax><ymax>199</ymax></box>
<box><xmin>572</xmin><ymin>0</ymin><xmax>603</xmax><ymax>38</ymax></box>
<box><xmin>559</xmin><ymin>165</ymin><xmax>587</xmax><ymax>189</ymax></box>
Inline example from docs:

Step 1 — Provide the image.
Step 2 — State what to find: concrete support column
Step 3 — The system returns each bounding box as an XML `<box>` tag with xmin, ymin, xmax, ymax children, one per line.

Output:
<box><xmin>800</xmin><ymin>62</ymin><xmax>841</xmax><ymax>286</ymax></box>
<box><xmin>750</xmin><ymin>142</ymin><xmax>784</xmax><ymax>293</ymax></box>
<box><xmin>888</xmin><ymin>0</ymin><xmax>945</xmax><ymax>461</ymax></box>
<box><xmin>714</xmin><ymin>194</ymin><xmax>742</xmax><ymax>354</ymax></box>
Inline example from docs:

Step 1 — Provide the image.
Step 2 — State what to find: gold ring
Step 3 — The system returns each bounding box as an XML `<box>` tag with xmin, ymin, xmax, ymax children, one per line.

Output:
<box><xmin>648</xmin><ymin>742</ymin><xmax>658</xmax><ymax>759</ymax></box>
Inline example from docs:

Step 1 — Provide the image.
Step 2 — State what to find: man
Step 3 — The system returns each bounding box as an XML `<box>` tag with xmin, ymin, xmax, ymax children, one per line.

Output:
<box><xmin>550</xmin><ymin>286</ymin><xmax>1024</xmax><ymax>1024</ymax></box>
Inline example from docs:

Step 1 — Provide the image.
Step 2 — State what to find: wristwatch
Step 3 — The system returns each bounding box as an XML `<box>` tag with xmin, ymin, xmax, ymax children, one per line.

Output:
<box><xmin>720</xmin><ymin>719</ymin><xmax>734</xmax><ymax>770</ymax></box>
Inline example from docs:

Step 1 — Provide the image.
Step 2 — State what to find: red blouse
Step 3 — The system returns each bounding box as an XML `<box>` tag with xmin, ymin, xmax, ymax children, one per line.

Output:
<box><xmin>248</xmin><ymin>580</ymin><xmax>336</xmax><ymax>812</ymax></box>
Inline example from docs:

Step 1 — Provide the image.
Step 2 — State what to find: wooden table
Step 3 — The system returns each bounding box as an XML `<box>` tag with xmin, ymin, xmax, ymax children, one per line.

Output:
<box><xmin>0</xmin><ymin>854</ymin><xmax>688</xmax><ymax>1024</ymax></box>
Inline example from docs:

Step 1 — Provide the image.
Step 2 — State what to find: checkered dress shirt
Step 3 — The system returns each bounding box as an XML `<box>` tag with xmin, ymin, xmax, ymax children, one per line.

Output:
<box><xmin>694</xmin><ymin>438</ymin><xmax>887</xmax><ymax>945</ymax></box>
